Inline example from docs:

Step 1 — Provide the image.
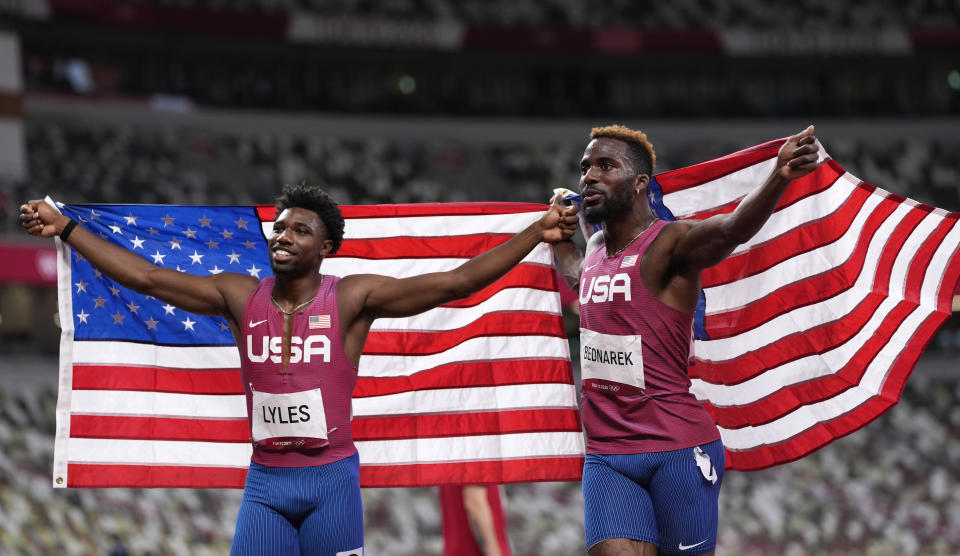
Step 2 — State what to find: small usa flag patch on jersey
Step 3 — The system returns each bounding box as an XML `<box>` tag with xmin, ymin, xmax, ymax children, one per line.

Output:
<box><xmin>309</xmin><ymin>314</ymin><xmax>331</xmax><ymax>329</ymax></box>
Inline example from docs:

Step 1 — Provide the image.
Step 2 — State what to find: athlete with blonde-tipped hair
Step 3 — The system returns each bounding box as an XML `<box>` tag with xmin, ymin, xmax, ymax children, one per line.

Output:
<box><xmin>554</xmin><ymin>124</ymin><xmax>820</xmax><ymax>556</ymax></box>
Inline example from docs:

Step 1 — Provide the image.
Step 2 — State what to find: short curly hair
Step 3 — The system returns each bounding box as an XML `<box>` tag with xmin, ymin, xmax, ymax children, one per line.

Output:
<box><xmin>590</xmin><ymin>124</ymin><xmax>656</xmax><ymax>176</ymax></box>
<box><xmin>275</xmin><ymin>183</ymin><xmax>345</xmax><ymax>255</ymax></box>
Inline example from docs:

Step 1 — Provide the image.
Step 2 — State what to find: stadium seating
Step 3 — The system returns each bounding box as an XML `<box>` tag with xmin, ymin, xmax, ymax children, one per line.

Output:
<box><xmin>1</xmin><ymin>371</ymin><xmax>957</xmax><ymax>554</ymax></box>
<box><xmin>12</xmin><ymin>117</ymin><xmax>960</xmax><ymax>213</ymax></box>
<box><xmin>50</xmin><ymin>0</ymin><xmax>960</xmax><ymax>27</ymax></box>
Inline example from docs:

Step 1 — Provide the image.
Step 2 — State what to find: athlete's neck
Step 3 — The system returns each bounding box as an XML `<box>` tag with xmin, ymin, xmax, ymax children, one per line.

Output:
<box><xmin>272</xmin><ymin>273</ymin><xmax>324</xmax><ymax>309</ymax></box>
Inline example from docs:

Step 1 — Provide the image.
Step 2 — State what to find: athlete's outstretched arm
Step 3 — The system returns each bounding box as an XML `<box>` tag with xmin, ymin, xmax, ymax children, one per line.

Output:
<box><xmin>672</xmin><ymin>125</ymin><xmax>820</xmax><ymax>272</ymax></box>
<box><xmin>554</xmin><ymin>230</ymin><xmax>605</xmax><ymax>291</ymax></box>
<box><xmin>19</xmin><ymin>200</ymin><xmax>257</xmax><ymax>319</ymax></box>
<box><xmin>351</xmin><ymin>199</ymin><xmax>578</xmax><ymax>319</ymax></box>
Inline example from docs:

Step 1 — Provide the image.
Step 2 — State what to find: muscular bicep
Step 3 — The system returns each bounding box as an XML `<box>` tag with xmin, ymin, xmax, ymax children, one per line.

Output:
<box><xmin>670</xmin><ymin>215</ymin><xmax>741</xmax><ymax>273</ymax></box>
<box><xmin>136</xmin><ymin>267</ymin><xmax>258</xmax><ymax>320</ymax></box>
<box><xmin>350</xmin><ymin>272</ymin><xmax>468</xmax><ymax>320</ymax></box>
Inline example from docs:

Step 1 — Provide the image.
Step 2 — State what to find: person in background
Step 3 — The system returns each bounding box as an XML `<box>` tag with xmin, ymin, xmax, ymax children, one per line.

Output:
<box><xmin>439</xmin><ymin>484</ymin><xmax>511</xmax><ymax>556</ymax></box>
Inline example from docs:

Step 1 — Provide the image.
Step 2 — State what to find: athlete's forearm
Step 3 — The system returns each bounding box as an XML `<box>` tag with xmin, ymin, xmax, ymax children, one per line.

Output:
<box><xmin>24</xmin><ymin>204</ymin><xmax>241</xmax><ymax>317</ymax></box>
<box><xmin>448</xmin><ymin>220</ymin><xmax>545</xmax><ymax>297</ymax></box>
<box><xmin>722</xmin><ymin>171</ymin><xmax>791</xmax><ymax>244</ymax></box>
<box><xmin>554</xmin><ymin>240</ymin><xmax>583</xmax><ymax>290</ymax></box>
<box><xmin>56</xmin><ymin>216</ymin><xmax>174</xmax><ymax>294</ymax></box>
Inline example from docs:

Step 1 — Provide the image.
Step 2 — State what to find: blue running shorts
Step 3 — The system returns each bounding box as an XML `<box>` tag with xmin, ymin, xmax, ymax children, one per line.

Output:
<box><xmin>230</xmin><ymin>452</ymin><xmax>364</xmax><ymax>556</ymax></box>
<box><xmin>583</xmin><ymin>439</ymin><xmax>725</xmax><ymax>555</ymax></box>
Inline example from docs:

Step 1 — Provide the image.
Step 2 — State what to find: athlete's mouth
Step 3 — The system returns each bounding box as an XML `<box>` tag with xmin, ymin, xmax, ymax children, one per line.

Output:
<box><xmin>272</xmin><ymin>246</ymin><xmax>296</xmax><ymax>261</ymax></box>
<box><xmin>581</xmin><ymin>188</ymin><xmax>603</xmax><ymax>205</ymax></box>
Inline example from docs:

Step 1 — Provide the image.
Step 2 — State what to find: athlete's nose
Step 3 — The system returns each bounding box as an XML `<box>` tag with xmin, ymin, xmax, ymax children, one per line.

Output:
<box><xmin>581</xmin><ymin>165</ymin><xmax>600</xmax><ymax>189</ymax></box>
<box><xmin>276</xmin><ymin>227</ymin><xmax>294</xmax><ymax>244</ymax></box>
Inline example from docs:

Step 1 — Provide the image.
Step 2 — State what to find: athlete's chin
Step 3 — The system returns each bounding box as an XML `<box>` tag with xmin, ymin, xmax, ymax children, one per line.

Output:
<box><xmin>583</xmin><ymin>206</ymin><xmax>606</xmax><ymax>225</ymax></box>
<box><xmin>270</xmin><ymin>261</ymin><xmax>296</xmax><ymax>274</ymax></box>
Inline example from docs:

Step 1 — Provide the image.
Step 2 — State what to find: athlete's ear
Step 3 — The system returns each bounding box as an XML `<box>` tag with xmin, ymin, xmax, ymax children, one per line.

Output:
<box><xmin>633</xmin><ymin>173</ymin><xmax>650</xmax><ymax>195</ymax></box>
<box><xmin>320</xmin><ymin>239</ymin><xmax>334</xmax><ymax>257</ymax></box>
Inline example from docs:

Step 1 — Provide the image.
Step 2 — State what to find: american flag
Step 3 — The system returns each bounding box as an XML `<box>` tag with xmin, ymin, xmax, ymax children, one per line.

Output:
<box><xmin>52</xmin><ymin>201</ymin><xmax>584</xmax><ymax>488</ymax></box>
<box><xmin>648</xmin><ymin>139</ymin><xmax>960</xmax><ymax>470</ymax></box>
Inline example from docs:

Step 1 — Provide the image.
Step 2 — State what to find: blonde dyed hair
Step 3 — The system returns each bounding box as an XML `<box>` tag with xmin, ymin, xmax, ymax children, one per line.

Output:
<box><xmin>590</xmin><ymin>124</ymin><xmax>657</xmax><ymax>174</ymax></box>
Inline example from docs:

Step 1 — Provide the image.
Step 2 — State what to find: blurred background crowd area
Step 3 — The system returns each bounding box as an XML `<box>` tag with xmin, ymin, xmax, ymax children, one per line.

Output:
<box><xmin>2</xmin><ymin>368</ymin><xmax>958</xmax><ymax>555</ymax></box>
<box><xmin>0</xmin><ymin>0</ymin><xmax>959</xmax><ymax>554</ymax></box>
<box><xmin>21</xmin><ymin>0</ymin><xmax>960</xmax><ymax>27</ymax></box>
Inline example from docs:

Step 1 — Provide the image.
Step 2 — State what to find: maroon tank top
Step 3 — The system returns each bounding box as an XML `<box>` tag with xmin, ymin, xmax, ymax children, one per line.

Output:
<box><xmin>578</xmin><ymin>220</ymin><xmax>720</xmax><ymax>454</ymax></box>
<box><xmin>240</xmin><ymin>275</ymin><xmax>359</xmax><ymax>467</ymax></box>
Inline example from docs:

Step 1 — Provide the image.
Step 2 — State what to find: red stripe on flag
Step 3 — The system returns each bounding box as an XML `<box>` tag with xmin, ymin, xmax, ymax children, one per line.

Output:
<box><xmin>702</xmin><ymin>177</ymin><xmax>868</xmax><ymax>288</ymax></box>
<box><xmin>72</xmin><ymin>365</ymin><xmax>244</xmax><ymax>394</ymax></box>
<box><xmin>67</xmin><ymin>458</ymin><xmax>585</xmax><ymax>488</ymax></box>
<box><xmin>703</xmin><ymin>299</ymin><xmax>918</xmax><ymax>429</ymax></box>
<box><xmin>363</xmin><ymin>312</ymin><xmax>566</xmax><ymax>355</ymax></box>
<box><xmin>353</xmin><ymin>359</ymin><xmax>572</xmax><ymax>397</ymax></box>
<box><xmin>255</xmin><ymin>202</ymin><xmax>547</xmax><ymax>222</ymax></box>
<box><xmin>68</xmin><ymin>409</ymin><xmax>582</xmax><ymax>444</ymax></box>
<box><xmin>656</xmin><ymin>140</ymin><xmax>784</xmax><ymax>195</ymax></box>
<box><xmin>679</xmin><ymin>158</ymin><xmax>845</xmax><ymax>222</ymax></box>
<box><xmin>724</xmin><ymin>310</ymin><xmax>949</xmax><ymax>471</ymax></box>
<box><xmin>691</xmin><ymin>293</ymin><xmax>886</xmax><ymax>384</ymax></box>
<box><xmin>940</xmin><ymin>228</ymin><xmax>960</xmax><ymax>312</ymax></box>
<box><xmin>359</xmin><ymin>456</ymin><xmax>585</xmax><ymax>487</ymax></box>
<box><xmin>352</xmin><ymin>409</ymin><xmax>582</xmax><ymax>441</ymax></box>
<box><xmin>698</xmin><ymin>198</ymin><xmax>949</xmax><ymax>381</ymax></box>
<box><xmin>71</xmin><ymin>415</ymin><xmax>249</xmax><ymax>442</ymax></box>
<box><xmin>337</xmin><ymin>234</ymin><xmax>513</xmax><ymax>259</ymax></box>
<box><xmin>441</xmin><ymin>264</ymin><xmax>559</xmax><ymax>308</ymax></box>
<box><xmin>703</xmin><ymin>197</ymin><xmax>901</xmax><ymax>340</ymax></box>
<box><xmin>903</xmin><ymin>216</ymin><xmax>958</xmax><ymax>305</ymax></box>
<box><xmin>67</xmin><ymin>464</ymin><xmax>248</xmax><ymax>488</ymax></box>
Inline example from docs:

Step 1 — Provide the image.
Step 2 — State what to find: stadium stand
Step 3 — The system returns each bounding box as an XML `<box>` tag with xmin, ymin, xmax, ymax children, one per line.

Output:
<box><xmin>18</xmin><ymin>0</ymin><xmax>960</xmax><ymax>27</ymax></box>
<box><xmin>2</xmin><ymin>362</ymin><xmax>958</xmax><ymax>554</ymax></box>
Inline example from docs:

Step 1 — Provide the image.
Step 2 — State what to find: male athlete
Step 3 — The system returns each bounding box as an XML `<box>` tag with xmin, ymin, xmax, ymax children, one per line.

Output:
<box><xmin>20</xmin><ymin>184</ymin><xmax>577</xmax><ymax>556</ymax></box>
<box><xmin>554</xmin><ymin>125</ymin><xmax>820</xmax><ymax>555</ymax></box>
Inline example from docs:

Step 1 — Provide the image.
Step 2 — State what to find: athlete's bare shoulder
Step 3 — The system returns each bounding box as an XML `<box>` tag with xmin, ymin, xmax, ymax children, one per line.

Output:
<box><xmin>642</xmin><ymin>220</ymin><xmax>699</xmax><ymax>286</ymax></box>
<box><xmin>648</xmin><ymin>220</ymin><xmax>692</xmax><ymax>257</ymax></box>
<box><xmin>335</xmin><ymin>273</ymin><xmax>389</xmax><ymax>318</ymax></box>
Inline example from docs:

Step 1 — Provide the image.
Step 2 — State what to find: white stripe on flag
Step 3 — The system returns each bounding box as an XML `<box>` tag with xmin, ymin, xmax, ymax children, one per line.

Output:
<box><xmin>372</xmin><ymin>287</ymin><xmax>560</xmax><ymax>331</ymax></box>
<box><xmin>343</xmin><ymin>212</ymin><xmax>542</xmax><ymax>238</ymax></box>
<box><xmin>703</xmin><ymin>190</ymin><xmax>890</xmax><ymax>314</ymax></box>
<box><xmin>728</xmin><ymin>172</ymin><xmax>857</xmax><ymax>257</ymax></box>
<box><xmin>352</xmin><ymin>383</ymin><xmax>579</xmax><ymax>417</ymax></box>
<box><xmin>73</xmin><ymin>342</ymin><xmax>241</xmax><ymax>368</ymax></box>
<box><xmin>69</xmin><ymin>383</ymin><xmax>578</xmax><ymax>419</ymax></box>
<box><xmin>662</xmin><ymin>158</ymin><xmax>777</xmax><ymax>219</ymax></box>
<box><xmin>71</xmin><ymin>390</ymin><xmax>247</xmax><ymax>418</ymax></box>
<box><xmin>359</xmin><ymin>335</ymin><xmax>570</xmax><ymax>377</ymax></box>
<box><xmin>692</xmin><ymin>296</ymin><xmax>900</xmax><ymax>405</ymax></box>
<box><xmin>922</xmin><ymin>220</ymin><xmax>960</xmax><ymax>307</ymax></box>
<box><xmin>356</xmin><ymin>431</ymin><xmax>585</xmax><ymax>465</ymax></box>
<box><xmin>322</xmin><ymin>243</ymin><xmax>554</xmax><ymax>277</ymax></box>
<box><xmin>696</xmin><ymin>202</ymin><xmax>918</xmax><ymax>361</ymax></box>
<box><xmin>68</xmin><ymin>438</ymin><xmax>252</xmax><ymax>466</ymax></box>
<box><xmin>719</xmin><ymin>301</ymin><xmax>931</xmax><ymax>450</ymax></box>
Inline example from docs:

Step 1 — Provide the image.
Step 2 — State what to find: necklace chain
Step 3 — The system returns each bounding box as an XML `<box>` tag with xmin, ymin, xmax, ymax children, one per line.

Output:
<box><xmin>271</xmin><ymin>277</ymin><xmax>322</xmax><ymax>316</ymax></box>
<box><xmin>606</xmin><ymin>219</ymin><xmax>658</xmax><ymax>258</ymax></box>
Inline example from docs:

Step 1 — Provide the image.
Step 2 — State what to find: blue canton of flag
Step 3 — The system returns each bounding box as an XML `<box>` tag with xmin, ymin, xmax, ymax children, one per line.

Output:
<box><xmin>59</xmin><ymin>204</ymin><xmax>272</xmax><ymax>346</ymax></box>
